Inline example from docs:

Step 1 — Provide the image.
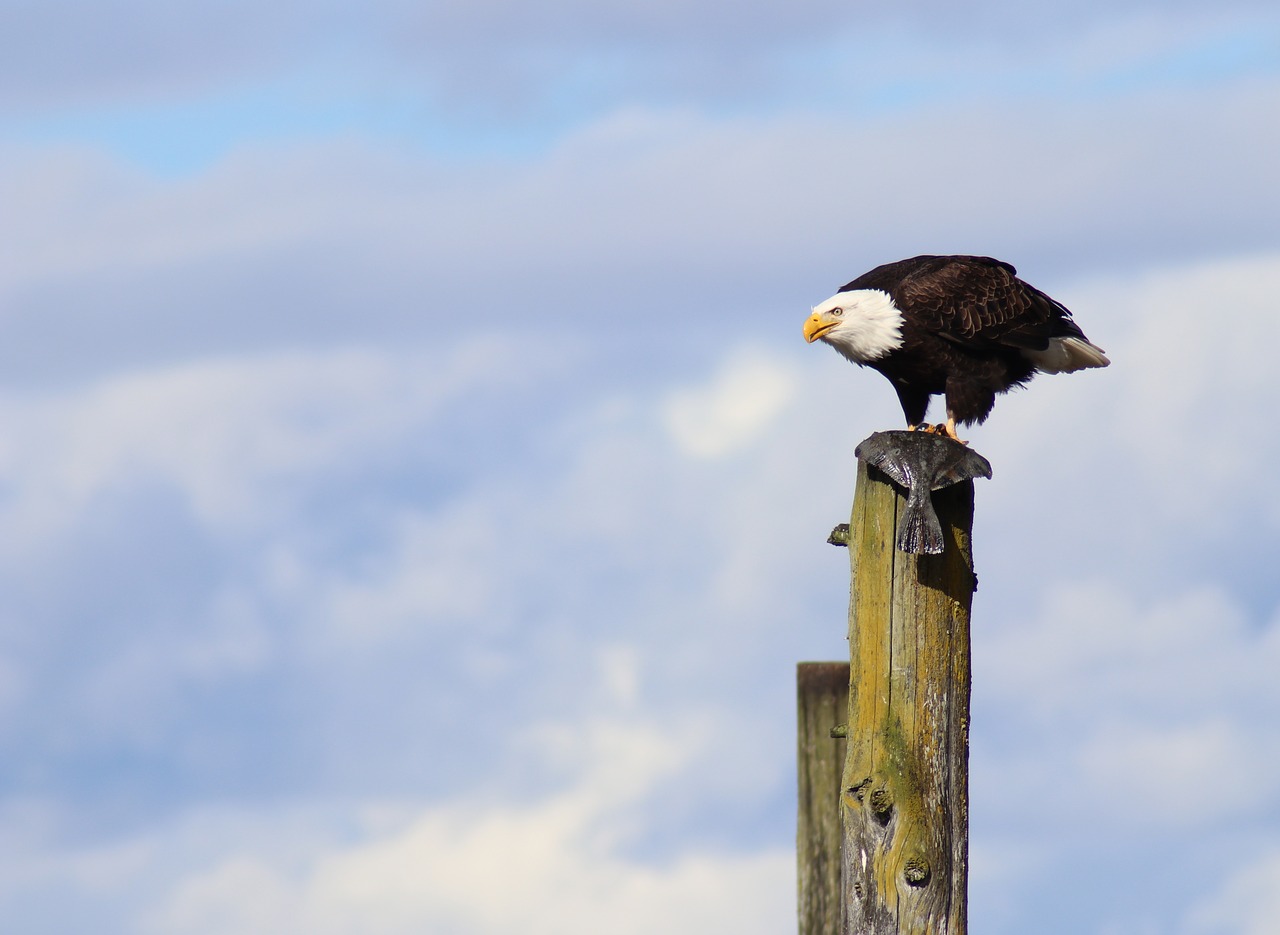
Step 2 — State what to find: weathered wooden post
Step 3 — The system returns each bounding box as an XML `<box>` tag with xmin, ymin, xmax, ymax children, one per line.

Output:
<box><xmin>798</xmin><ymin>431</ymin><xmax>988</xmax><ymax>935</ymax></box>
<box><xmin>797</xmin><ymin>661</ymin><xmax>850</xmax><ymax>935</ymax></box>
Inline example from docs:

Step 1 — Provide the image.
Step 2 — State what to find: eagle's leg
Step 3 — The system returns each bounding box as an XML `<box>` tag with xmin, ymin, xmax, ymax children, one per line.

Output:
<box><xmin>894</xmin><ymin>384</ymin><xmax>931</xmax><ymax>435</ymax></box>
<box><xmin>941</xmin><ymin>378</ymin><xmax>990</xmax><ymax>445</ymax></box>
<box><xmin>939</xmin><ymin>412</ymin><xmax>968</xmax><ymax>445</ymax></box>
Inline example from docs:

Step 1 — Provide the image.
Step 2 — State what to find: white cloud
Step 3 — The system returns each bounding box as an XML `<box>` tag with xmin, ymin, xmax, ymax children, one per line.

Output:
<box><xmin>137</xmin><ymin>719</ymin><xmax>791</xmax><ymax>935</ymax></box>
<box><xmin>1079</xmin><ymin>719</ymin><xmax>1274</xmax><ymax>825</ymax></box>
<box><xmin>312</xmin><ymin>502</ymin><xmax>510</xmax><ymax>646</ymax></box>
<box><xmin>1</xmin><ymin>230</ymin><xmax>1279</xmax><ymax>935</ymax></box>
<box><xmin>1185</xmin><ymin>851</ymin><xmax>1280</xmax><ymax>935</ymax></box>
<box><xmin>597</xmin><ymin>643</ymin><xmax>643</xmax><ymax>708</ymax></box>
<box><xmin>983</xmin><ymin>582</ymin><xmax>1264</xmax><ymax>718</ymax></box>
<box><xmin>1102</xmin><ymin>253</ymin><xmax>1280</xmax><ymax>527</ymax></box>
<box><xmin>0</xmin><ymin>340</ymin><xmax>536</xmax><ymax>544</ymax></box>
<box><xmin>976</xmin><ymin>576</ymin><xmax>1280</xmax><ymax>829</ymax></box>
<box><xmin>2</xmin><ymin>0</ymin><xmax>1273</xmax><ymax>115</ymax></box>
<box><xmin>1</xmin><ymin>7</ymin><xmax>1279</xmax><ymax>933</ymax></box>
<box><xmin>966</xmin><ymin>249</ymin><xmax>1280</xmax><ymax>577</ymax></box>
<box><xmin>663</xmin><ymin>350</ymin><xmax>797</xmax><ymax>458</ymax></box>
<box><xmin>5</xmin><ymin>71</ymin><xmax>1280</xmax><ymax>390</ymax></box>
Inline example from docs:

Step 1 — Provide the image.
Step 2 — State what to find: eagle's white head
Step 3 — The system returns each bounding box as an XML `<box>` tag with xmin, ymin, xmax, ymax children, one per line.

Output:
<box><xmin>802</xmin><ymin>289</ymin><xmax>904</xmax><ymax>363</ymax></box>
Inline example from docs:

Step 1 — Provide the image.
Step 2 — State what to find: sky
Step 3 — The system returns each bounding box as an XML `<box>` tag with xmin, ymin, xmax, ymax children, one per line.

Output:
<box><xmin>2</xmin><ymin>1</ymin><xmax>1280</xmax><ymax>933</ymax></box>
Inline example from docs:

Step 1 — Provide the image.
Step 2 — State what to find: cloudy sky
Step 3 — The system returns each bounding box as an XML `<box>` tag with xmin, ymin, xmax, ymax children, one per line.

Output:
<box><xmin>2</xmin><ymin>2</ymin><xmax>1280</xmax><ymax>933</ymax></box>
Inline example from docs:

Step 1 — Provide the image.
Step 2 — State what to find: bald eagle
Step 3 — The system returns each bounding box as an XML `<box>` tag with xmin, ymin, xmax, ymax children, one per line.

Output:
<box><xmin>803</xmin><ymin>255</ymin><xmax>1109</xmax><ymax>441</ymax></box>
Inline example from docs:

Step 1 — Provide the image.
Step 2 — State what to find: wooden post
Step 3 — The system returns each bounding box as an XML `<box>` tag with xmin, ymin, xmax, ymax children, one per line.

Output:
<box><xmin>840</xmin><ymin>458</ymin><xmax>976</xmax><ymax>935</ymax></box>
<box><xmin>798</xmin><ymin>661</ymin><xmax>850</xmax><ymax>935</ymax></box>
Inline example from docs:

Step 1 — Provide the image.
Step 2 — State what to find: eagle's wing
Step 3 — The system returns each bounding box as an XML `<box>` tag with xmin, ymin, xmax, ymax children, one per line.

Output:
<box><xmin>891</xmin><ymin>256</ymin><xmax>1083</xmax><ymax>352</ymax></box>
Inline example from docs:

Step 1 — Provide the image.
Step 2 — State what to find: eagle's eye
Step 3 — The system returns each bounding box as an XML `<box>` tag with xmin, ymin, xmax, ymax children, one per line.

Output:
<box><xmin>831</xmin><ymin>307</ymin><xmax>844</xmax><ymax>317</ymax></box>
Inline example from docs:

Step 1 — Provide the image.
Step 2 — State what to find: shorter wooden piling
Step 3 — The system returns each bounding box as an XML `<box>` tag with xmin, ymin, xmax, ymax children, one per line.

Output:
<box><xmin>798</xmin><ymin>662</ymin><xmax>851</xmax><ymax>935</ymax></box>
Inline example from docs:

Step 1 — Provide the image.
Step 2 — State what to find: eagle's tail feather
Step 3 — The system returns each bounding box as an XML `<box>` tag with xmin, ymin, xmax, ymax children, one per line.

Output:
<box><xmin>1025</xmin><ymin>336</ymin><xmax>1110</xmax><ymax>373</ymax></box>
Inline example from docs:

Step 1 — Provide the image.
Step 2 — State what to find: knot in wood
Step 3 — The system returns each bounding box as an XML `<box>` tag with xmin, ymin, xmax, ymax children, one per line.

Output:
<box><xmin>869</xmin><ymin>788</ymin><xmax>893</xmax><ymax>823</ymax></box>
<box><xmin>903</xmin><ymin>856</ymin><xmax>931</xmax><ymax>887</ymax></box>
<box><xmin>846</xmin><ymin>778</ymin><xmax>872</xmax><ymax>802</ymax></box>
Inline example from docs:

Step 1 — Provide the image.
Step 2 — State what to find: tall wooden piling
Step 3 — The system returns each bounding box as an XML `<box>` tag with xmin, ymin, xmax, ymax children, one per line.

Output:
<box><xmin>840</xmin><ymin>458</ymin><xmax>976</xmax><ymax>935</ymax></box>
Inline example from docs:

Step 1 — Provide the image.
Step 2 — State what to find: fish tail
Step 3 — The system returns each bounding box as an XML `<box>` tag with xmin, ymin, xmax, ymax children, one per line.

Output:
<box><xmin>897</xmin><ymin>488</ymin><xmax>945</xmax><ymax>555</ymax></box>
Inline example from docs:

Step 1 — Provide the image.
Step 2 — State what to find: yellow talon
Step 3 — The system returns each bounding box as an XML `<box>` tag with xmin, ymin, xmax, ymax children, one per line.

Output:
<box><xmin>940</xmin><ymin>416</ymin><xmax>967</xmax><ymax>445</ymax></box>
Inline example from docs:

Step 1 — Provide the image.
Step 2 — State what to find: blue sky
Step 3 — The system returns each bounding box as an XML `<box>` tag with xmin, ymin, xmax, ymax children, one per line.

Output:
<box><xmin>2</xmin><ymin>2</ymin><xmax>1280</xmax><ymax>933</ymax></box>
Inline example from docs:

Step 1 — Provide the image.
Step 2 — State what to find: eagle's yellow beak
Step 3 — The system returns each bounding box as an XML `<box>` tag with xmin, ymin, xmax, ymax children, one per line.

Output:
<box><xmin>803</xmin><ymin>311</ymin><xmax>838</xmax><ymax>344</ymax></box>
